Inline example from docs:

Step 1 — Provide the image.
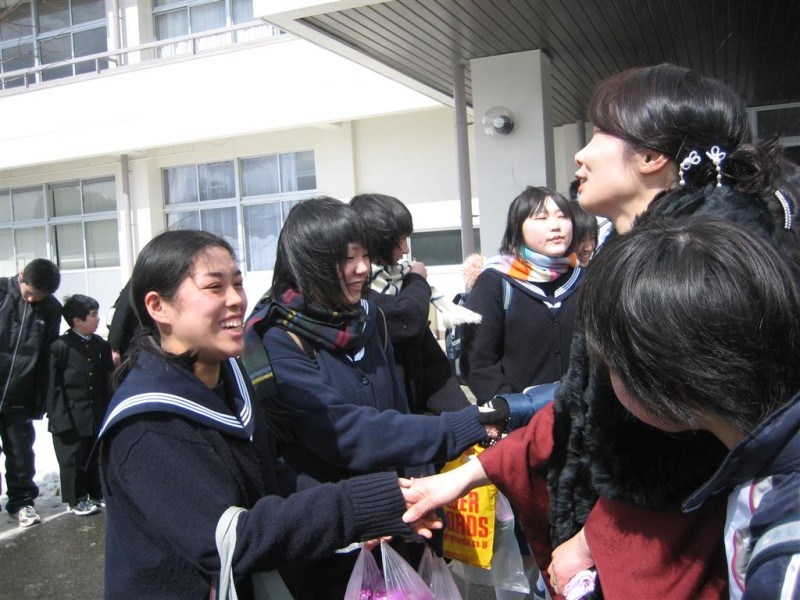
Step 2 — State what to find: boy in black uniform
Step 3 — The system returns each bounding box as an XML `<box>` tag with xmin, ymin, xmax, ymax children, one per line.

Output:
<box><xmin>47</xmin><ymin>294</ymin><xmax>114</xmax><ymax>515</ymax></box>
<box><xmin>0</xmin><ymin>258</ymin><xmax>61</xmax><ymax>527</ymax></box>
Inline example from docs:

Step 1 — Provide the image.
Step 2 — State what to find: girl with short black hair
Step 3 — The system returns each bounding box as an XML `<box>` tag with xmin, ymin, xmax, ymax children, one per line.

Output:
<box><xmin>461</xmin><ymin>185</ymin><xmax>582</xmax><ymax>404</ymax></box>
<box><xmin>350</xmin><ymin>192</ymin><xmax>473</xmax><ymax>417</ymax></box>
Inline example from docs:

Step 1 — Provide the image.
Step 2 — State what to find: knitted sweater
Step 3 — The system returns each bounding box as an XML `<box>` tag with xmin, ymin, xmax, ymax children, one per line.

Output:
<box><xmin>261</xmin><ymin>299</ymin><xmax>486</xmax><ymax>483</ymax></box>
<box><xmin>463</xmin><ymin>269</ymin><xmax>579</xmax><ymax>403</ymax></box>
<box><xmin>98</xmin><ymin>352</ymin><xmax>410</xmax><ymax>600</ymax></box>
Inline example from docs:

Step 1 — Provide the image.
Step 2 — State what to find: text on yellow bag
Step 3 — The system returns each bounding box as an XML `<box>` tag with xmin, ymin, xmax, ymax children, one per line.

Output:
<box><xmin>441</xmin><ymin>445</ymin><xmax>497</xmax><ymax>569</ymax></box>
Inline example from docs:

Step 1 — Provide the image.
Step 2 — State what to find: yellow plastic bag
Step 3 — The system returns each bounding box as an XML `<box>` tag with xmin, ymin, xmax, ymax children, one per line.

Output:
<box><xmin>441</xmin><ymin>445</ymin><xmax>497</xmax><ymax>568</ymax></box>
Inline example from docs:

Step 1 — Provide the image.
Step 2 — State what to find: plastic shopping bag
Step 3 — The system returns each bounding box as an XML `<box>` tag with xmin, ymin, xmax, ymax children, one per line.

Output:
<box><xmin>344</xmin><ymin>546</ymin><xmax>386</xmax><ymax>600</ymax></box>
<box><xmin>380</xmin><ymin>542</ymin><xmax>434</xmax><ymax>600</ymax></box>
<box><xmin>430</xmin><ymin>554</ymin><xmax>463</xmax><ymax>599</ymax></box>
<box><xmin>417</xmin><ymin>545</ymin><xmax>463</xmax><ymax>600</ymax></box>
<box><xmin>448</xmin><ymin>493</ymin><xmax>530</xmax><ymax>595</ymax></box>
<box><xmin>440</xmin><ymin>445</ymin><xmax>497</xmax><ymax>568</ymax></box>
<box><xmin>488</xmin><ymin>492</ymin><xmax>530</xmax><ymax>594</ymax></box>
<box><xmin>416</xmin><ymin>544</ymin><xmax>436</xmax><ymax>587</ymax></box>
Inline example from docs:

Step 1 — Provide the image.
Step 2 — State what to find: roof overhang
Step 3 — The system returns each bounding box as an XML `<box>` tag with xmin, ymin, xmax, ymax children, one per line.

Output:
<box><xmin>256</xmin><ymin>0</ymin><xmax>800</xmax><ymax>127</ymax></box>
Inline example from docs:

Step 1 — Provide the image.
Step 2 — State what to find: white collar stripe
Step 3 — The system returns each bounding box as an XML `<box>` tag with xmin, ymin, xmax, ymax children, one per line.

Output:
<box><xmin>99</xmin><ymin>392</ymin><xmax>245</xmax><ymax>439</ymax></box>
<box><xmin>107</xmin><ymin>393</ymin><xmax>242</xmax><ymax>425</ymax></box>
<box><xmin>228</xmin><ymin>358</ymin><xmax>252</xmax><ymax>425</ymax></box>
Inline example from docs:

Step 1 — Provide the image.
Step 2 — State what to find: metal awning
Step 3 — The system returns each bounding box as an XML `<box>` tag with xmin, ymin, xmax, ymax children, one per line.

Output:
<box><xmin>262</xmin><ymin>0</ymin><xmax>800</xmax><ymax>126</ymax></box>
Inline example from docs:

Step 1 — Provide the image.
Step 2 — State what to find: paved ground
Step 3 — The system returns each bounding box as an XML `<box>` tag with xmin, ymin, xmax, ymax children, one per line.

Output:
<box><xmin>0</xmin><ymin>507</ymin><xmax>105</xmax><ymax>600</ymax></box>
<box><xmin>0</xmin><ymin>505</ymin><xmax>507</xmax><ymax>600</ymax></box>
<box><xmin>0</xmin><ymin>384</ymin><xmax>518</xmax><ymax>599</ymax></box>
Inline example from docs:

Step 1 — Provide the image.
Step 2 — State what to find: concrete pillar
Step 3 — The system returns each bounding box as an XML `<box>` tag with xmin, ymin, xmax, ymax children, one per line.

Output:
<box><xmin>471</xmin><ymin>50</ymin><xmax>553</xmax><ymax>256</ymax></box>
<box><xmin>556</xmin><ymin>121</ymin><xmax>585</xmax><ymax>196</ymax></box>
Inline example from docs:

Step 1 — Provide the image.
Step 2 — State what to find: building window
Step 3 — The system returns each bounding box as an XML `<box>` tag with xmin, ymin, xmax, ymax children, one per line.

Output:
<box><xmin>0</xmin><ymin>177</ymin><xmax>118</xmax><ymax>274</ymax></box>
<box><xmin>0</xmin><ymin>186</ymin><xmax>47</xmax><ymax>273</ymax></box>
<box><xmin>410</xmin><ymin>229</ymin><xmax>481</xmax><ymax>267</ymax></box>
<box><xmin>154</xmin><ymin>0</ymin><xmax>256</xmax><ymax>36</ymax></box>
<box><xmin>49</xmin><ymin>177</ymin><xmax>119</xmax><ymax>270</ymax></box>
<box><xmin>153</xmin><ymin>0</ymin><xmax>268</xmax><ymax>55</ymax></box>
<box><xmin>163</xmin><ymin>150</ymin><xmax>315</xmax><ymax>272</ymax></box>
<box><xmin>0</xmin><ymin>0</ymin><xmax>108</xmax><ymax>87</ymax></box>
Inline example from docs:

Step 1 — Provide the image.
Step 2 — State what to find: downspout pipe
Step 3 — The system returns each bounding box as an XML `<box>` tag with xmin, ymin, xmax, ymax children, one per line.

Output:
<box><xmin>453</xmin><ymin>62</ymin><xmax>475</xmax><ymax>258</ymax></box>
<box><xmin>120</xmin><ymin>154</ymin><xmax>134</xmax><ymax>272</ymax></box>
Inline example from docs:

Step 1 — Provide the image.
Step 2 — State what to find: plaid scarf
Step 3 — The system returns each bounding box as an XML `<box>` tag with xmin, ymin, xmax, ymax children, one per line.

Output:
<box><xmin>242</xmin><ymin>288</ymin><xmax>367</xmax><ymax>405</ymax></box>
<box><xmin>368</xmin><ymin>261</ymin><xmax>482</xmax><ymax>329</ymax></box>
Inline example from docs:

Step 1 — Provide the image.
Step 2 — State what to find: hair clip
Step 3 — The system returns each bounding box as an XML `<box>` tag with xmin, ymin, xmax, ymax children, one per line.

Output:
<box><xmin>705</xmin><ymin>146</ymin><xmax>727</xmax><ymax>187</ymax></box>
<box><xmin>679</xmin><ymin>150</ymin><xmax>701</xmax><ymax>186</ymax></box>
<box><xmin>775</xmin><ymin>188</ymin><xmax>794</xmax><ymax>230</ymax></box>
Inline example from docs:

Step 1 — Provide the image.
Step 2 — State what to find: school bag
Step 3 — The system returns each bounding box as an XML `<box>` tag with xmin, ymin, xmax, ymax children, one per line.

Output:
<box><xmin>445</xmin><ymin>278</ymin><xmax>512</xmax><ymax>386</ymax></box>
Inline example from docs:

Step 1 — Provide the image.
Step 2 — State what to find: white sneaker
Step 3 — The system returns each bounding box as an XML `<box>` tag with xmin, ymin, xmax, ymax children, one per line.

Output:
<box><xmin>68</xmin><ymin>499</ymin><xmax>99</xmax><ymax>516</ymax></box>
<box><xmin>11</xmin><ymin>505</ymin><xmax>41</xmax><ymax>527</ymax></box>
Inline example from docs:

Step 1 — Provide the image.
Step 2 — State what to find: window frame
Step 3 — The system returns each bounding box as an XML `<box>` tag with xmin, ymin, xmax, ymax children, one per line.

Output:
<box><xmin>152</xmin><ymin>0</ymin><xmax>257</xmax><ymax>40</ymax></box>
<box><xmin>0</xmin><ymin>176</ymin><xmax>119</xmax><ymax>274</ymax></box>
<box><xmin>409</xmin><ymin>227</ymin><xmax>481</xmax><ymax>267</ymax></box>
<box><xmin>0</xmin><ymin>0</ymin><xmax>108</xmax><ymax>84</ymax></box>
<box><xmin>162</xmin><ymin>149</ymin><xmax>316</xmax><ymax>273</ymax></box>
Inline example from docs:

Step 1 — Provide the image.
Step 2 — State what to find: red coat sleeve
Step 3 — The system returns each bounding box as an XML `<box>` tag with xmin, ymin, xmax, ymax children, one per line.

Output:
<box><xmin>479</xmin><ymin>402</ymin><xmax>556</xmax><ymax>582</ymax></box>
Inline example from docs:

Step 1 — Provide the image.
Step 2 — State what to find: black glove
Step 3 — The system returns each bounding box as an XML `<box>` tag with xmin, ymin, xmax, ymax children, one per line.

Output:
<box><xmin>477</xmin><ymin>396</ymin><xmax>510</xmax><ymax>425</ymax></box>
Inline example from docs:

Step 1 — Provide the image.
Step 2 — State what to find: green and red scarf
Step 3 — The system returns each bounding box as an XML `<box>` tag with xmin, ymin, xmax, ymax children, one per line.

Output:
<box><xmin>242</xmin><ymin>288</ymin><xmax>367</xmax><ymax>406</ymax></box>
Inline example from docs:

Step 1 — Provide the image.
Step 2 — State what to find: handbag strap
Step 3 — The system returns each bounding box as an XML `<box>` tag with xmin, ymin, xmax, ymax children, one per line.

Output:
<box><xmin>215</xmin><ymin>506</ymin><xmax>246</xmax><ymax>600</ymax></box>
<box><xmin>214</xmin><ymin>506</ymin><xmax>295</xmax><ymax>600</ymax></box>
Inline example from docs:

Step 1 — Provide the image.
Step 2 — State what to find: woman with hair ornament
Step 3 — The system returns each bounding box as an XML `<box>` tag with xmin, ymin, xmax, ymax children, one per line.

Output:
<box><xmin>403</xmin><ymin>63</ymin><xmax>800</xmax><ymax>600</ymax></box>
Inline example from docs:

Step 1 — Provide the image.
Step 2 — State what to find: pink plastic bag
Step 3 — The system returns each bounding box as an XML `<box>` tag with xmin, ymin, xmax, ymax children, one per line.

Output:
<box><xmin>380</xmin><ymin>542</ymin><xmax>434</xmax><ymax>600</ymax></box>
<box><xmin>344</xmin><ymin>546</ymin><xmax>386</xmax><ymax>600</ymax></box>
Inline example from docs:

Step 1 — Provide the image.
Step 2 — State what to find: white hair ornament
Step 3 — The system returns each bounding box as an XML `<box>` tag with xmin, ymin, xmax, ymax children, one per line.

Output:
<box><xmin>775</xmin><ymin>189</ymin><xmax>794</xmax><ymax>230</ymax></box>
<box><xmin>679</xmin><ymin>150</ymin><xmax>702</xmax><ymax>186</ymax></box>
<box><xmin>705</xmin><ymin>146</ymin><xmax>727</xmax><ymax>187</ymax></box>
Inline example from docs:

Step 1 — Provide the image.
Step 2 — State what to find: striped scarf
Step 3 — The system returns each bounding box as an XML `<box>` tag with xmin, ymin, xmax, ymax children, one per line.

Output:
<box><xmin>485</xmin><ymin>249</ymin><xmax>581</xmax><ymax>309</ymax></box>
<box><xmin>485</xmin><ymin>248</ymin><xmax>578</xmax><ymax>283</ymax></box>
<box><xmin>369</xmin><ymin>262</ymin><xmax>412</xmax><ymax>296</ymax></box>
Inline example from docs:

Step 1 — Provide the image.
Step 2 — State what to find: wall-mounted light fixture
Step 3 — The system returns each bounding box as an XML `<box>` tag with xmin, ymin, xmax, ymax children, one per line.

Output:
<box><xmin>482</xmin><ymin>106</ymin><xmax>515</xmax><ymax>136</ymax></box>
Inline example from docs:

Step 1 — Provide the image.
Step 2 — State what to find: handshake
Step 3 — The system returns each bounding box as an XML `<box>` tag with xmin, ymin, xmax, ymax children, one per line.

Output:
<box><xmin>396</xmin><ymin>453</ymin><xmax>492</xmax><ymax>538</ymax></box>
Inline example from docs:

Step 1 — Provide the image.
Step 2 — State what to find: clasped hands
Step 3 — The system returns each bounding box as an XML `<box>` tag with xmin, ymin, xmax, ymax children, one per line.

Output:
<box><xmin>398</xmin><ymin>455</ymin><xmax>491</xmax><ymax>538</ymax></box>
<box><xmin>397</xmin><ymin>459</ymin><xmax>595</xmax><ymax>598</ymax></box>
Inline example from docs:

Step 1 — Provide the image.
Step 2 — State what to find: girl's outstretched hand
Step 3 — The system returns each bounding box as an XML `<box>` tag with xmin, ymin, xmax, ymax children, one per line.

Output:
<box><xmin>399</xmin><ymin>481</ymin><xmax>442</xmax><ymax>538</ymax></box>
<box><xmin>400</xmin><ymin>457</ymin><xmax>491</xmax><ymax>525</ymax></box>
